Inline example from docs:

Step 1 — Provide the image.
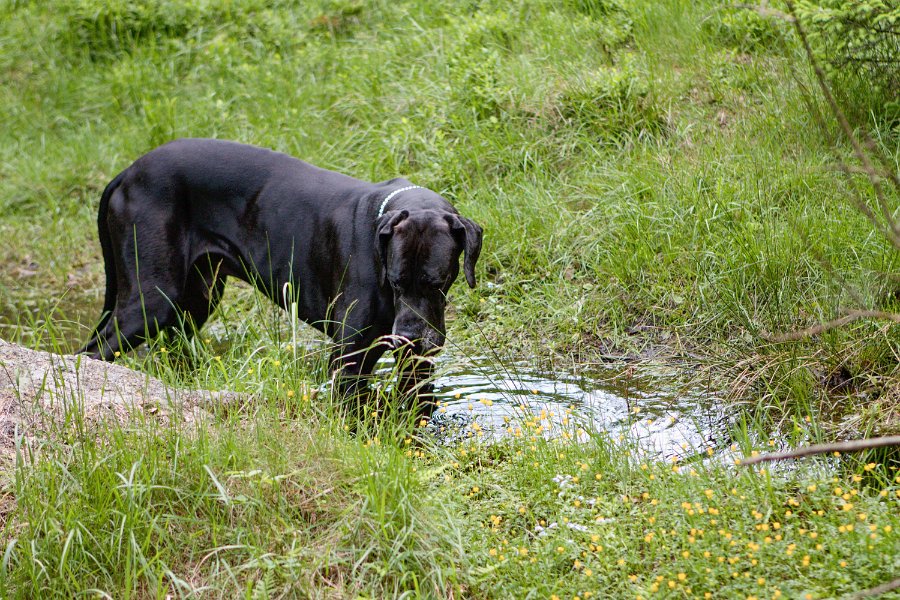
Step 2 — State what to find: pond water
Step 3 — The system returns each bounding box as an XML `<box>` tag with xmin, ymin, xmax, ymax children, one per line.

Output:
<box><xmin>401</xmin><ymin>354</ymin><xmax>731</xmax><ymax>460</ymax></box>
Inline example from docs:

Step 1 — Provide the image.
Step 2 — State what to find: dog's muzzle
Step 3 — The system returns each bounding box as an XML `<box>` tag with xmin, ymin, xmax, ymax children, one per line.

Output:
<box><xmin>388</xmin><ymin>329</ymin><xmax>443</xmax><ymax>356</ymax></box>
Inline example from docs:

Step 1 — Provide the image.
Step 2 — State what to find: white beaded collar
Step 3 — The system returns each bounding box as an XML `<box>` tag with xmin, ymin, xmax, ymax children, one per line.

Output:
<box><xmin>376</xmin><ymin>185</ymin><xmax>422</xmax><ymax>219</ymax></box>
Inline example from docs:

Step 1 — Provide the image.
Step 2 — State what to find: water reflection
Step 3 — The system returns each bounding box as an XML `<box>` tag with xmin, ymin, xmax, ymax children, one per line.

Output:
<box><xmin>425</xmin><ymin>355</ymin><xmax>732</xmax><ymax>460</ymax></box>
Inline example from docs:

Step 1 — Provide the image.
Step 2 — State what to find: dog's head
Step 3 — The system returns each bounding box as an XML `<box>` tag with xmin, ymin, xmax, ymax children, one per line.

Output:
<box><xmin>375</xmin><ymin>208</ymin><xmax>483</xmax><ymax>355</ymax></box>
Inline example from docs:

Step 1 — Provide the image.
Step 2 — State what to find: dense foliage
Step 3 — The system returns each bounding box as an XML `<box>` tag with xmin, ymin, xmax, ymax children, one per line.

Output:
<box><xmin>797</xmin><ymin>0</ymin><xmax>900</xmax><ymax>123</ymax></box>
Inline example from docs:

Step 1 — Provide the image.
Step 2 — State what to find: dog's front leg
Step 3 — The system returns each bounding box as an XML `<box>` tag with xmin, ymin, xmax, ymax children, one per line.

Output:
<box><xmin>329</xmin><ymin>341</ymin><xmax>386</xmax><ymax>417</ymax></box>
<box><xmin>396</xmin><ymin>353</ymin><xmax>437</xmax><ymax>419</ymax></box>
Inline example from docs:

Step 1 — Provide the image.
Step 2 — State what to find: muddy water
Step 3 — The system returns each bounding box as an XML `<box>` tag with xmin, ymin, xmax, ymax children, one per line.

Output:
<box><xmin>427</xmin><ymin>355</ymin><xmax>731</xmax><ymax>459</ymax></box>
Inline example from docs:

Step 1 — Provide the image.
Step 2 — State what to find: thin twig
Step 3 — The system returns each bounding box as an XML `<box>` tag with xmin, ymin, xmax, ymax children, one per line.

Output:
<box><xmin>740</xmin><ymin>435</ymin><xmax>900</xmax><ymax>465</ymax></box>
<box><xmin>760</xmin><ymin>309</ymin><xmax>900</xmax><ymax>342</ymax></box>
<box><xmin>844</xmin><ymin>576</ymin><xmax>900</xmax><ymax>600</ymax></box>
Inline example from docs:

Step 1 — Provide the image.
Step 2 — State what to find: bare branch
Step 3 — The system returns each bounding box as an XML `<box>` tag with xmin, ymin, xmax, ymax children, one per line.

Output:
<box><xmin>740</xmin><ymin>435</ymin><xmax>900</xmax><ymax>465</ymax></box>
<box><xmin>845</xmin><ymin>577</ymin><xmax>900</xmax><ymax>600</ymax></box>
<box><xmin>760</xmin><ymin>310</ymin><xmax>900</xmax><ymax>343</ymax></box>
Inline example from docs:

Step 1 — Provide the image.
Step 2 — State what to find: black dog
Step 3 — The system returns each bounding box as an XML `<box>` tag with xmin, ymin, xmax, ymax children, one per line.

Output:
<box><xmin>80</xmin><ymin>138</ymin><xmax>483</xmax><ymax>404</ymax></box>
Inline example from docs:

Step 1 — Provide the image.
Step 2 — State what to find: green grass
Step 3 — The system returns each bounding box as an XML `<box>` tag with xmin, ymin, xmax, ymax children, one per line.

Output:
<box><xmin>1</xmin><ymin>0</ymin><xmax>899</xmax><ymax>596</ymax></box>
<box><xmin>2</xmin><ymin>354</ymin><xmax>898</xmax><ymax>597</ymax></box>
<box><xmin>1</xmin><ymin>0</ymin><xmax>897</xmax><ymax>421</ymax></box>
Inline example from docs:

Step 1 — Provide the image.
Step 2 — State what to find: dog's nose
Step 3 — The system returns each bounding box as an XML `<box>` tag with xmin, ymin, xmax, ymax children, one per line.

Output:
<box><xmin>392</xmin><ymin>332</ymin><xmax>438</xmax><ymax>356</ymax></box>
<box><xmin>392</xmin><ymin>333</ymin><xmax>421</xmax><ymax>351</ymax></box>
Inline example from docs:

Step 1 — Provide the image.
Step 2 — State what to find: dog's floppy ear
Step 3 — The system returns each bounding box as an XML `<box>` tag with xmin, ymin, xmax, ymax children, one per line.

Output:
<box><xmin>448</xmin><ymin>215</ymin><xmax>484</xmax><ymax>288</ymax></box>
<box><xmin>375</xmin><ymin>210</ymin><xmax>409</xmax><ymax>286</ymax></box>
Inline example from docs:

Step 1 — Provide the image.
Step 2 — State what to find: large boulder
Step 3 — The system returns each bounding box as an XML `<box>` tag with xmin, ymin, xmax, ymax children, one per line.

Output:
<box><xmin>0</xmin><ymin>339</ymin><xmax>236</xmax><ymax>458</ymax></box>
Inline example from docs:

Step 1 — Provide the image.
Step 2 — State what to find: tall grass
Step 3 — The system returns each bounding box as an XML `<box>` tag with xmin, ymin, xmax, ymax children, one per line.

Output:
<box><xmin>0</xmin><ymin>0</ymin><xmax>899</xmax><ymax>596</ymax></box>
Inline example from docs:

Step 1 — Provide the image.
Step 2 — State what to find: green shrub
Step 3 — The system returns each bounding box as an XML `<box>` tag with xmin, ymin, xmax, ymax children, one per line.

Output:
<box><xmin>447</xmin><ymin>11</ymin><xmax>518</xmax><ymax>121</ymax></box>
<box><xmin>796</xmin><ymin>0</ymin><xmax>900</xmax><ymax>125</ymax></box>
<box><xmin>563</xmin><ymin>0</ymin><xmax>626</xmax><ymax>19</ymax></box>
<box><xmin>704</xmin><ymin>4</ymin><xmax>788</xmax><ymax>53</ymax></box>
<box><xmin>563</xmin><ymin>0</ymin><xmax>633</xmax><ymax>51</ymax></box>
<box><xmin>308</xmin><ymin>0</ymin><xmax>364</xmax><ymax>37</ymax></box>
<box><xmin>556</xmin><ymin>54</ymin><xmax>665</xmax><ymax>145</ymax></box>
<box><xmin>58</xmin><ymin>0</ymin><xmax>275</xmax><ymax>58</ymax></box>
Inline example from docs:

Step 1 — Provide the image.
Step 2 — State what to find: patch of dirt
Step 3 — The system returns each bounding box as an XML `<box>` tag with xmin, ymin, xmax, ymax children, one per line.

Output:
<box><xmin>0</xmin><ymin>338</ymin><xmax>245</xmax><ymax>458</ymax></box>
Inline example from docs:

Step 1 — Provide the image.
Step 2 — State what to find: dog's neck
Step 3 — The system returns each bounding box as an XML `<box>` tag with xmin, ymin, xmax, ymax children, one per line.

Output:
<box><xmin>377</xmin><ymin>185</ymin><xmax>423</xmax><ymax>219</ymax></box>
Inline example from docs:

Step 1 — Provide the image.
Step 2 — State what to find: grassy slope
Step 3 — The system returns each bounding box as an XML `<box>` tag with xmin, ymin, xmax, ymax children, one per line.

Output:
<box><xmin>0</xmin><ymin>0</ymin><xmax>898</xmax><ymax>597</ymax></box>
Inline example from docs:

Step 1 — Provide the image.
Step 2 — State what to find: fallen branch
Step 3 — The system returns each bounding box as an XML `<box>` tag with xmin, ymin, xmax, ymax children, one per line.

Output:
<box><xmin>740</xmin><ymin>435</ymin><xmax>900</xmax><ymax>465</ymax></box>
<box><xmin>760</xmin><ymin>310</ymin><xmax>900</xmax><ymax>343</ymax></box>
<box><xmin>845</xmin><ymin>577</ymin><xmax>900</xmax><ymax>600</ymax></box>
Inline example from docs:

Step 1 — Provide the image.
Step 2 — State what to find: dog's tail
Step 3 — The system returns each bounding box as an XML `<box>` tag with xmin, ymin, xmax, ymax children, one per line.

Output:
<box><xmin>93</xmin><ymin>170</ymin><xmax>127</xmax><ymax>334</ymax></box>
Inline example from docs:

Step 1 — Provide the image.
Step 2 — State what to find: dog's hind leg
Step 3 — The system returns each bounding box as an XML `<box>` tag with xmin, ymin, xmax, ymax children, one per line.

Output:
<box><xmin>85</xmin><ymin>188</ymin><xmax>190</xmax><ymax>360</ymax></box>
